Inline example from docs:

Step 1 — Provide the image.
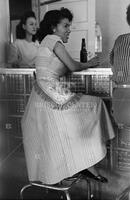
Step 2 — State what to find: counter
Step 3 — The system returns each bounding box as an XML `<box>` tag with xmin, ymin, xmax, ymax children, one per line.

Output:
<box><xmin>0</xmin><ymin>67</ymin><xmax>113</xmax><ymax>98</ymax></box>
<box><xmin>0</xmin><ymin>67</ymin><xmax>112</xmax><ymax>75</ymax></box>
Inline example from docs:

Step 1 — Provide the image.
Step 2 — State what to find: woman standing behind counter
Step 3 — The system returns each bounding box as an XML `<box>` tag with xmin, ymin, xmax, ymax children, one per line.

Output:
<box><xmin>110</xmin><ymin>4</ymin><xmax>130</xmax><ymax>127</ymax></box>
<box><xmin>8</xmin><ymin>10</ymin><xmax>39</xmax><ymax>68</ymax></box>
<box><xmin>21</xmin><ymin>8</ymin><xmax>115</xmax><ymax>185</ymax></box>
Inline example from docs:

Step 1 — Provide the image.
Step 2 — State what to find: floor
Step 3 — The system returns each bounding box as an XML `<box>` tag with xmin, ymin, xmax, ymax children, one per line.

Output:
<box><xmin>0</xmin><ymin>133</ymin><xmax>130</xmax><ymax>200</ymax></box>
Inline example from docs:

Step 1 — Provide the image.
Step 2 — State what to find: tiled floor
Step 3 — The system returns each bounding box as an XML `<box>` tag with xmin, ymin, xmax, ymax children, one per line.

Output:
<box><xmin>0</xmin><ymin>134</ymin><xmax>130</xmax><ymax>200</ymax></box>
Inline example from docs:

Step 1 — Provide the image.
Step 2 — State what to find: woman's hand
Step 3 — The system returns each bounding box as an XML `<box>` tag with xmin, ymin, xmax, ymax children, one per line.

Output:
<box><xmin>80</xmin><ymin>55</ymin><xmax>100</xmax><ymax>71</ymax></box>
<box><xmin>87</xmin><ymin>56</ymin><xmax>100</xmax><ymax>68</ymax></box>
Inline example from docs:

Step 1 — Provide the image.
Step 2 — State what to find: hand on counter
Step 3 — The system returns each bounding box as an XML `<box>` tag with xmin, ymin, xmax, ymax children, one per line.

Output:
<box><xmin>6</xmin><ymin>63</ymin><xmax>20</xmax><ymax>68</ymax></box>
<box><xmin>87</xmin><ymin>56</ymin><xmax>100</xmax><ymax>68</ymax></box>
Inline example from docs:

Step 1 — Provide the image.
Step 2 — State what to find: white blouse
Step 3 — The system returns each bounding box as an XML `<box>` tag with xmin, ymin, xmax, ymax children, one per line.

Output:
<box><xmin>8</xmin><ymin>39</ymin><xmax>39</xmax><ymax>68</ymax></box>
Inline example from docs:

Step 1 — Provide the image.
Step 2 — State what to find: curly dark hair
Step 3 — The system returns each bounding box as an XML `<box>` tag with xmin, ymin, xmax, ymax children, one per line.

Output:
<box><xmin>126</xmin><ymin>4</ymin><xmax>130</xmax><ymax>26</ymax></box>
<box><xmin>16</xmin><ymin>10</ymin><xmax>37</xmax><ymax>41</ymax></box>
<box><xmin>37</xmin><ymin>7</ymin><xmax>73</xmax><ymax>43</ymax></box>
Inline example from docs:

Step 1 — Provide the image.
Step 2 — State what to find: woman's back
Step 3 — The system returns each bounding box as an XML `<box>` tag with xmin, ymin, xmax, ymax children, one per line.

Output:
<box><xmin>110</xmin><ymin>33</ymin><xmax>130</xmax><ymax>84</ymax></box>
<box><xmin>36</xmin><ymin>35</ymin><xmax>68</xmax><ymax>76</ymax></box>
<box><xmin>36</xmin><ymin>34</ymin><xmax>75</xmax><ymax>105</ymax></box>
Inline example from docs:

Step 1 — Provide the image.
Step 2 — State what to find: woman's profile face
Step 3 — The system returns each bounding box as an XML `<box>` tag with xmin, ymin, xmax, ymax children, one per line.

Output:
<box><xmin>54</xmin><ymin>18</ymin><xmax>71</xmax><ymax>43</ymax></box>
<box><xmin>23</xmin><ymin>17</ymin><xmax>37</xmax><ymax>36</ymax></box>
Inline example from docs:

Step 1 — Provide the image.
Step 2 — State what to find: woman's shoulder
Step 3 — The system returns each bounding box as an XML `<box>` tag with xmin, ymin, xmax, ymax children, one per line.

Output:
<box><xmin>41</xmin><ymin>35</ymin><xmax>63</xmax><ymax>44</ymax></box>
<box><xmin>14</xmin><ymin>39</ymin><xmax>24</xmax><ymax>44</ymax></box>
<box><xmin>14</xmin><ymin>39</ymin><xmax>39</xmax><ymax>48</ymax></box>
<box><xmin>13</xmin><ymin>39</ymin><xmax>27</xmax><ymax>48</ymax></box>
<box><xmin>40</xmin><ymin>34</ymin><xmax>63</xmax><ymax>50</ymax></box>
<box><xmin>113</xmin><ymin>33</ymin><xmax>130</xmax><ymax>47</ymax></box>
<box><xmin>9</xmin><ymin>39</ymin><xmax>23</xmax><ymax>50</ymax></box>
<box><xmin>116</xmin><ymin>33</ymin><xmax>130</xmax><ymax>41</ymax></box>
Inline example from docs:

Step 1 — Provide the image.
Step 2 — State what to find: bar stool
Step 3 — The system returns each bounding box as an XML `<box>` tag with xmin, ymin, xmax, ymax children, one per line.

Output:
<box><xmin>20</xmin><ymin>173</ymin><xmax>93</xmax><ymax>200</ymax></box>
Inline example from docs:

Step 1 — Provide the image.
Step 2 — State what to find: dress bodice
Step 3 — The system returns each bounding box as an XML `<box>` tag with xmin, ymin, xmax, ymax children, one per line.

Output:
<box><xmin>35</xmin><ymin>35</ymin><xmax>75</xmax><ymax>105</ymax></box>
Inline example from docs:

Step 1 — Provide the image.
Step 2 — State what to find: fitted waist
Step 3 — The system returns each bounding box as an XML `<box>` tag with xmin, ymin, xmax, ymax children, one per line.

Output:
<box><xmin>33</xmin><ymin>81</ymin><xmax>82</xmax><ymax>110</ymax></box>
<box><xmin>114</xmin><ymin>84</ymin><xmax>130</xmax><ymax>88</ymax></box>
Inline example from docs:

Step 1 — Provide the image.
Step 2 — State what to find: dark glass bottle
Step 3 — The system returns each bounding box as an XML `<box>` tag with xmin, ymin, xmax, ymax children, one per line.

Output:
<box><xmin>80</xmin><ymin>38</ymin><xmax>88</xmax><ymax>63</ymax></box>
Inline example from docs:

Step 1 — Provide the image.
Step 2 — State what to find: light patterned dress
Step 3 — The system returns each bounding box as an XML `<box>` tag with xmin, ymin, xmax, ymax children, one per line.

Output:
<box><xmin>21</xmin><ymin>34</ymin><xmax>115</xmax><ymax>184</ymax></box>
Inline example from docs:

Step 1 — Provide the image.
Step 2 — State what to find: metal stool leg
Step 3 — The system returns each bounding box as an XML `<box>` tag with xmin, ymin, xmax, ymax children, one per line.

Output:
<box><xmin>64</xmin><ymin>190</ymin><xmax>71</xmax><ymax>200</ymax></box>
<box><xmin>20</xmin><ymin>174</ymin><xmax>82</xmax><ymax>200</ymax></box>
<box><xmin>20</xmin><ymin>183</ymin><xmax>32</xmax><ymax>200</ymax></box>
<box><xmin>87</xmin><ymin>179</ymin><xmax>91</xmax><ymax>200</ymax></box>
<box><xmin>84</xmin><ymin>178</ymin><xmax>93</xmax><ymax>200</ymax></box>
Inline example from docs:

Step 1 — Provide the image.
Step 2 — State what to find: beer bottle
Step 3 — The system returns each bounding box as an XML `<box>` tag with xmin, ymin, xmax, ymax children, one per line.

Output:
<box><xmin>80</xmin><ymin>38</ymin><xmax>88</xmax><ymax>62</ymax></box>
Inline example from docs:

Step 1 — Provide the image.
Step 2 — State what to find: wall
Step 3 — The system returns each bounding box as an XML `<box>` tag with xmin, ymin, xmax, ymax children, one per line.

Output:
<box><xmin>1</xmin><ymin>0</ymin><xmax>129</xmax><ymax>67</ymax></box>
<box><xmin>40</xmin><ymin>0</ymin><xmax>96</xmax><ymax>60</ymax></box>
<box><xmin>96</xmin><ymin>0</ymin><xmax>130</xmax><ymax>66</ymax></box>
<box><xmin>9</xmin><ymin>0</ymin><xmax>31</xmax><ymax>20</ymax></box>
<box><xmin>0</xmin><ymin>0</ymin><xmax>10</xmax><ymax>66</ymax></box>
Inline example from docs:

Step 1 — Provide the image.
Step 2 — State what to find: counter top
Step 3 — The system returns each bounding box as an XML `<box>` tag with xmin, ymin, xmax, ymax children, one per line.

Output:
<box><xmin>0</xmin><ymin>67</ymin><xmax>113</xmax><ymax>75</ymax></box>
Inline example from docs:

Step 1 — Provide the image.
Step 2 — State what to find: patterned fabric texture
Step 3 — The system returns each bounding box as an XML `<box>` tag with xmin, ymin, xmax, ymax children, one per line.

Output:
<box><xmin>110</xmin><ymin>34</ymin><xmax>130</xmax><ymax>126</ymax></box>
<box><xmin>110</xmin><ymin>33</ymin><xmax>130</xmax><ymax>84</ymax></box>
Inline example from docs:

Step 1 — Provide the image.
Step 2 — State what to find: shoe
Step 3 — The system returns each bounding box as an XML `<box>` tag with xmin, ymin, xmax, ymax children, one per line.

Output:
<box><xmin>81</xmin><ymin>169</ymin><xmax>108</xmax><ymax>183</ymax></box>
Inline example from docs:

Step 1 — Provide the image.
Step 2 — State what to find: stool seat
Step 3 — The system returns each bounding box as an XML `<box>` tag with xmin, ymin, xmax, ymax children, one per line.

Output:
<box><xmin>31</xmin><ymin>173</ymin><xmax>82</xmax><ymax>191</ymax></box>
<box><xmin>20</xmin><ymin>173</ymin><xmax>93</xmax><ymax>200</ymax></box>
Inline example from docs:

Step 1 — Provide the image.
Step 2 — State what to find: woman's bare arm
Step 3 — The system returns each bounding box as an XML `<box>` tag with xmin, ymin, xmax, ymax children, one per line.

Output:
<box><xmin>54</xmin><ymin>41</ymin><xmax>99</xmax><ymax>72</ymax></box>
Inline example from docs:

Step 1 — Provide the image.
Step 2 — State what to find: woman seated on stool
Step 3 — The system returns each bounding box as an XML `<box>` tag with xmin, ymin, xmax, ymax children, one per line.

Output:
<box><xmin>21</xmin><ymin>7</ymin><xmax>115</xmax><ymax>185</ymax></box>
<box><xmin>110</xmin><ymin>4</ymin><xmax>130</xmax><ymax>127</ymax></box>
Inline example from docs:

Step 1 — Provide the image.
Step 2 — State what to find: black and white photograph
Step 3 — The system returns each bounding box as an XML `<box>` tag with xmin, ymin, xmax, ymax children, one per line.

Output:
<box><xmin>0</xmin><ymin>0</ymin><xmax>130</xmax><ymax>199</ymax></box>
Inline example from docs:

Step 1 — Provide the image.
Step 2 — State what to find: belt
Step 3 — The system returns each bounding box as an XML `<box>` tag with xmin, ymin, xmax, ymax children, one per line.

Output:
<box><xmin>115</xmin><ymin>84</ymin><xmax>130</xmax><ymax>88</ymax></box>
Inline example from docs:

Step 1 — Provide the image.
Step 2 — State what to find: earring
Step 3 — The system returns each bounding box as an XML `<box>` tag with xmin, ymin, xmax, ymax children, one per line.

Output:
<box><xmin>53</xmin><ymin>29</ymin><xmax>56</xmax><ymax>33</ymax></box>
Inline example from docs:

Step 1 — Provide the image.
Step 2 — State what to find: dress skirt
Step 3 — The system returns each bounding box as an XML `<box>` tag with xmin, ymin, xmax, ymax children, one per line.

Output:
<box><xmin>21</xmin><ymin>87</ymin><xmax>115</xmax><ymax>184</ymax></box>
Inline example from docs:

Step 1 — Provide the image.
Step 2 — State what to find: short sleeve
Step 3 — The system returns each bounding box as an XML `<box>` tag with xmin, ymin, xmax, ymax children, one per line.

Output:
<box><xmin>40</xmin><ymin>35</ymin><xmax>63</xmax><ymax>52</ymax></box>
<box><xmin>109</xmin><ymin>36</ymin><xmax>120</xmax><ymax>66</ymax></box>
